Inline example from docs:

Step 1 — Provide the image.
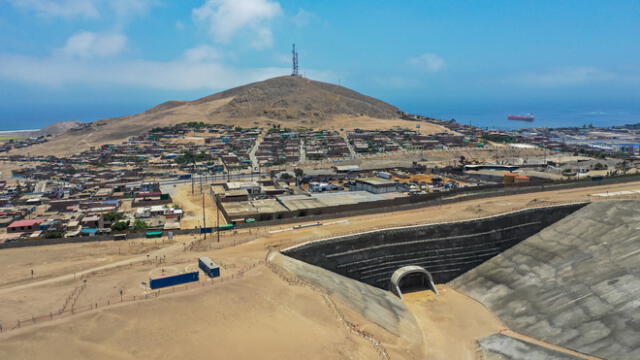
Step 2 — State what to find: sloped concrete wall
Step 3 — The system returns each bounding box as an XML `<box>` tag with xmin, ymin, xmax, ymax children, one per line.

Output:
<box><xmin>267</xmin><ymin>252</ymin><xmax>422</xmax><ymax>344</ymax></box>
<box><xmin>478</xmin><ymin>334</ymin><xmax>589</xmax><ymax>360</ymax></box>
<box><xmin>453</xmin><ymin>201</ymin><xmax>640</xmax><ymax>360</ymax></box>
<box><xmin>283</xmin><ymin>203</ymin><xmax>585</xmax><ymax>289</ymax></box>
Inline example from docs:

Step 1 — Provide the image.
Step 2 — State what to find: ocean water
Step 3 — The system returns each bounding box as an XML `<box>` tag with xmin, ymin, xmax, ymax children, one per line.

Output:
<box><xmin>1</xmin><ymin>99</ymin><xmax>639</xmax><ymax>132</ymax></box>
<box><xmin>405</xmin><ymin>100</ymin><xmax>640</xmax><ymax>130</ymax></box>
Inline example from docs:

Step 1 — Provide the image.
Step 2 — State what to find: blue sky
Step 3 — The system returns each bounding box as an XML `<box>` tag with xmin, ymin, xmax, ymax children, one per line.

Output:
<box><xmin>0</xmin><ymin>0</ymin><xmax>639</xmax><ymax>130</ymax></box>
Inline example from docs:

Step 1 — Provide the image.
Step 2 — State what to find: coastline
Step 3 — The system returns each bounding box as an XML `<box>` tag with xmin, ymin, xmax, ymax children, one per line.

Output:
<box><xmin>0</xmin><ymin>129</ymin><xmax>40</xmax><ymax>135</ymax></box>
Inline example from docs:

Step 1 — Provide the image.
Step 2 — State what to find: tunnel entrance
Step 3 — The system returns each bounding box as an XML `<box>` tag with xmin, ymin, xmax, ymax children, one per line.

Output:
<box><xmin>399</xmin><ymin>272</ymin><xmax>429</xmax><ymax>293</ymax></box>
<box><xmin>390</xmin><ymin>265</ymin><xmax>438</xmax><ymax>299</ymax></box>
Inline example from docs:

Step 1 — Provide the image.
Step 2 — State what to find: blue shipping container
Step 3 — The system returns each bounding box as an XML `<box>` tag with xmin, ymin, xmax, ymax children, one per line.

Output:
<box><xmin>198</xmin><ymin>257</ymin><xmax>221</xmax><ymax>278</ymax></box>
<box><xmin>150</xmin><ymin>271</ymin><xmax>199</xmax><ymax>289</ymax></box>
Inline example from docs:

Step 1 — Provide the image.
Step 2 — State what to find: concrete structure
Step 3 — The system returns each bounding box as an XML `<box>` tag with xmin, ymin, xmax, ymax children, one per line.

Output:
<box><xmin>351</xmin><ymin>177</ymin><xmax>402</xmax><ymax>194</ymax></box>
<box><xmin>267</xmin><ymin>252</ymin><xmax>423</xmax><ymax>343</ymax></box>
<box><xmin>220</xmin><ymin>191</ymin><xmax>386</xmax><ymax>222</ymax></box>
<box><xmin>478</xmin><ymin>334</ymin><xmax>590</xmax><ymax>360</ymax></box>
<box><xmin>453</xmin><ymin>201</ymin><xmax>640</xmax><ymax>360</ymax></box>
<box><xmin>389</xmin><ymin>265</ymin><xmax>438</xmax><ymax>299</ymax></box>
<box><xmin>283</xmin><ymin>204</ymin><xmax>585</xmax><ymax>290</ymax></box>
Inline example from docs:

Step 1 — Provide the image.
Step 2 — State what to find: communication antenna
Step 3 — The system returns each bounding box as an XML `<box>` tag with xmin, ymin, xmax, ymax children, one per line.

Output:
<box><xmin>291</xmin><ymin>43</ymin><xmax>299</xmax><ymax>77</ymax></box>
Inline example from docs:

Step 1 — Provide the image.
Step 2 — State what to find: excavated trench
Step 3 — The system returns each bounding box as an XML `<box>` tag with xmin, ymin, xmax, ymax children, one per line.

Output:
<box><xmin>282</xmin><ymin>203</ymin><xmax>587</xmax><ymax>293</ymax></box>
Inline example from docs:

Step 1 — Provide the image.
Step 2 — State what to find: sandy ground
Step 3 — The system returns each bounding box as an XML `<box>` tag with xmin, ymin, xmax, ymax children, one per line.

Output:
<box><xmin>403</xmin><ymin>286</ymin><xmax>504</xmax><ymax>360</ymax></box>
<box><xmin>324</xmin><ymin>115</ymin><xmax>452</xmax><ymax>134</ymax></box>
<box><xmin>169</xmin><ymin>182</ymin><xmax>226</xmax><ymax>228</ymax></box>
<box><xmin>2</xmin><ymin>181</ymin><xmax>640</xmax><ymax>358</ymax></box>
<box><xmin>0</xmin><ymin>239</ymin><xmax>166</xmax><ymax>288</ymax></box>
<box><xmin>0</xmin><ymin>267</ymin><xmax>379</xmax><ymax>360</ymax></box>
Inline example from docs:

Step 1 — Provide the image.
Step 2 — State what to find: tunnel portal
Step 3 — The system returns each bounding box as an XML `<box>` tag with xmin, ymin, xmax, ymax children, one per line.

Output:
<box><xmin>390</xmin><ymin>265</ymin><xmax>438</xmax><ymax>298</ymax></box>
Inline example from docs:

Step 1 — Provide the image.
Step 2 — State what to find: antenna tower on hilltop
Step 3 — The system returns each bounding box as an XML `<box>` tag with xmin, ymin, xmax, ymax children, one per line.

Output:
<box><xmin>291</xmin><ymin>43</ymin><xmax>299</xmax><ymax>77</ymax></box>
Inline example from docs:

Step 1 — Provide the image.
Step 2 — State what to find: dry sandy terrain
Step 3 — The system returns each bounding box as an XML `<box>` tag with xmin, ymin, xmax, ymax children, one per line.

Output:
<box><xmin>0</xmin><ymin>267</ymin><xmax>380</xmax><ymax>360</ymax></box>
<box><xmin>15</xmin><ymin>113</ymin><xmax>449</xmax><ymax>157</ymax></box>
<box><xmin>12</xmin><ymin>76</ymin><xmax>450</xmax><ymax>157</ymax></box>
<box><xmin>169</xmin><ymin>182</ymin><xmax>227</xmax><ymax>228</ymax></box>
<box><xmin>403</xmin><ymin>287</ymin><xmax>505</xmax><ymax>360</ymax></box>
<box><xmin>2</xmin><ymin>181</ymin><xmax>640</xmax><ymax>358</ymax></box>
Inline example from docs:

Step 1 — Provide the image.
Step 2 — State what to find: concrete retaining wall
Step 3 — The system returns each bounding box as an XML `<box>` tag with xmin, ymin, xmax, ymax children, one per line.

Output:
<box><xmin>452</xmin><ymin>201</ymin><xmax>640</xmax><ymax>360</ymax></box>
<box><xmin>282</xmin><ymin>203</ymin><xmax>586</xmax><ymax>290</ymax></box>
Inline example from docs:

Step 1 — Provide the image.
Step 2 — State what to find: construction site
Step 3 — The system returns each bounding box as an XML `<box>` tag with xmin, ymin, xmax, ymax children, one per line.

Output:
<box><xmin>1</xmin><ymin>179</ymin><xmax>640</xmax><ymax>359</ymax></box>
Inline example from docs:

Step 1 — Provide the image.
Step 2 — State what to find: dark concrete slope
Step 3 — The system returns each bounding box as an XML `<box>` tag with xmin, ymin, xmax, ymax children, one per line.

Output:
<box><xmin>478</xmin><ymin>334</ymin><xmax>590</xmax><ymax>360</ymax></box>
<box><xmin>452</xmin><ymin>200</ymin><xmax>640</xmax><ymax>360</ymax></box>
<box><xmin>284</xmin><ymin>204</ymin><xmax>585</xmax><ymax>290</ymax></box>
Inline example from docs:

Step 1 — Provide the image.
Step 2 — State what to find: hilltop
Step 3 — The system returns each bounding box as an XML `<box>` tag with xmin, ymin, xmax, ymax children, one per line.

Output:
<box><xmin>12</xmin><ymin>76</ymin><xmax>447</xmax><ymax>156</ymax></box>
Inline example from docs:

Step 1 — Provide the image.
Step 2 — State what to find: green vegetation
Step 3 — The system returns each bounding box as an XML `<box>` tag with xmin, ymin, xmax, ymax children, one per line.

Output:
<box><xmin>0</xmin><ymin>136</ymin><xmax>25</xmax><ymax>142</ymax></box>
<box><xmin>482</xmin><ymin>134</ymin><xmax>518</xmax><ymax>143</ymax></box>
<box><xmin>593</xmin><ymin>163</ymin><xmax>608</xmax><ymax>170</ymax></box>
<box><xmin>111</xmin><ymin>221</ymin><xmax>130</xmax><ymax>231</ymax></box>
<box><xmin>44</xmin><ymin>231</ymin><xmax>64</xmax><ymax>239</ymax></box>
<box><xmin>132</xmin><ymin>220</ymin><xmax>148</xmax><ymax>230</ymax></box>
<box><xmin>176</xmin><ymin>150</ymin><xmax>209</xmax><ymax>164</ymax></box>
<box><xmin>103</xmin><ymin>212</ymin><xmax>126</xmax><ymax>223</ymax></box>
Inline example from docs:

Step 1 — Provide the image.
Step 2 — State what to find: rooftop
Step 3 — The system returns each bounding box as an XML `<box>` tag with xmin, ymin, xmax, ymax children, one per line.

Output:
<box><xmin>356</xmin><ymin>177</ymin><xmax>397</xmax><ymax>186</ymax></box>
<box><xmin>8</xmin><ymin>219</ymin><xmax>44</xmax><ymax>228</ymax></box>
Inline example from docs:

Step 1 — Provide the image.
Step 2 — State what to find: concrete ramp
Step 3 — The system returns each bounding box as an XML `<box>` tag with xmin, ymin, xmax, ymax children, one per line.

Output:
<box><xmin>452</xmin><ymin>200</ymin><xmax>640</xmax><ymax>359</ymax></box>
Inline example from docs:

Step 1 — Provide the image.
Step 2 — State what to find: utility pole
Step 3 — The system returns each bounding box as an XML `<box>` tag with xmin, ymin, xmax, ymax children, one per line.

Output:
<box><xmin>216</xmin><ymin>194</ymin><xmax>220</xmax><ymax>243</ymax></box>
<box><xmin>191</xmin><ymin>161</ymin><xmax>195</xmax><ymax>195</ymax></box>
<box><xmin>202</xmin><ymin>179</ymin><xmax>206</xmax><ymax>240</ymax></box>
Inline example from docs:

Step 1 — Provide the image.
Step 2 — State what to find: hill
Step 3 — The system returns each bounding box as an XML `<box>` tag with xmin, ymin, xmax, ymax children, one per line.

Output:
<box><xmin>12</xmin><ymin>76</ymin><xmax>447</xmax><ymax>156</ymax></box>
<box><xmin>35</xmin><ymin>121</ymin><xmax>83</xmax><ymax>136</ymax></box>
<box><xmin>0</xmin><ymin>121</ymin><xmax>82</xmax><ymax>138</ymax></box>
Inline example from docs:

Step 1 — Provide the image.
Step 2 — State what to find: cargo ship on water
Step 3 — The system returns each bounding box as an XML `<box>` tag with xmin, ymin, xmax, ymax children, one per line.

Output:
<box><xmin>507</xmin><ymin>113</ymin><xmax>535</xmax><ymax>122</ymax></box>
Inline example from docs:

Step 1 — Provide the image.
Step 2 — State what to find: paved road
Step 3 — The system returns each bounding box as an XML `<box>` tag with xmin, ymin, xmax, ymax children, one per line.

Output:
<box><xmin>299</xmin><ymin>138</ymin><xmax>307</xmax><ymax>163</ymax></box>
<box><xmin>249</xmin><ymin>134</ymin><xmax>264</xmax><ymax>170</ymax></box>
<box><xmin>341</xmin><ymin>132</ymin><xmax>357</xmax><ymax>158</ymax></box>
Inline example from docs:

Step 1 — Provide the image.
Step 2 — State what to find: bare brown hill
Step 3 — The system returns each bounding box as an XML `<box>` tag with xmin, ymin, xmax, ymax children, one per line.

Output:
<box><xmin>193</xmin><ymin>75</ymin><xmax>402</xmax><ymax>121</ymax></box>
<box><xmin>14</xmin><ymin>76</ymin><xmax>446</xmax><ymax>156</ymax></box>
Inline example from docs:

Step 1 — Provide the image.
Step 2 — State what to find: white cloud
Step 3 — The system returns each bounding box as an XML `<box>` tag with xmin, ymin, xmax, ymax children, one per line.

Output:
<box><xmin>110</xmin><ymin>0</ymin><xmax>156</xmax><ymax>20</ymax></box>
<box><xmin>513</xmin><ymin>66</ymin><xmax>615</xmax><ymax>87</ymax></box>
<box><xmin>8</xmin><ymin>0</ymin><xmax>157</xmax><ymax>23</ymax></box>
<box><xmin>58</xmin><ymin>31</ymin><xmax>127</xmax><ymax>58</ymax></box>
<box><xmin>409</xmin><ymin>53</ymin><xmax>445</xmax><ymax>73</ymax></box>
<box><xmin>0</xmin><ymin>50</ymin><xmax>335</xmax><ymax>91</ymax></box>
<box><xmin>8</xmin><ymin>0</ymin><xmax>100</xmax><ymax>18</ymax></box>
<box><xmin>193</xmin><ymin>0</ymin><xmax>282</xmax><ymax>48</ymax></box>
<box><xmin>291</xmin><ymin>9</ymin><xmax>313</xmax><ymax>27</ymax></box>
<box><xmin>183</xmin><ymin>45</ymin><xmax>221</xmax><ymax>63</ymax></box>
<box><xmin>250</xmin><ymin>27</ymin><xmax>274</xmax><ymax>49</ymax></box>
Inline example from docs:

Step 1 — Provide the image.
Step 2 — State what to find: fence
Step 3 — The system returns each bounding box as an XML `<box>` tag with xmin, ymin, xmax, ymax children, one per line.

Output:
<box><xmin>235</xmin><ymin>174</ymin><xmax>640</xmax><ymax>230</ymax></box>
<box><xmin>0</xmin><ymin>260</ymin><xmax>265</xmax><ymax>335</ymax></box>
<box><xmin>0</xmin><ymin>228</ymin><xmax>197</xmax><ymax>250</ymax></box>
